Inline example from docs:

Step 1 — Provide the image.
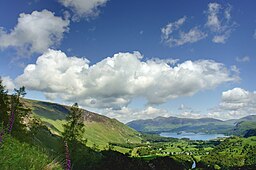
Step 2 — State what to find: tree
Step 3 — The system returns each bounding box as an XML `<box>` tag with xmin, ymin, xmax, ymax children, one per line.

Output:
<box><xmin>63</xmin><ymin>103</ymin><xmax>85</xmax><ymax>148</ymax></box>
<box><xmin>9</xmin><ymin>87</ymin><xmax>31</xmax><ymax>136</ymax></box>
<box><xmin>62</xmin><ymin>103</ymin><xmax>85</xmax><ymax>169</ymax></box>
<box><xmin>0</xmin><ymin>77</ymin><xmax>10</xmax><ymax>128</ymax></box>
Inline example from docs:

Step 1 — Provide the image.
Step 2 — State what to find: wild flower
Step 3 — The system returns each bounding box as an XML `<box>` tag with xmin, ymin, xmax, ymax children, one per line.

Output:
<box><xmin>8</xmin><ymin>111</ymin><xmax>15</xmax><ymax>133</ymax></box>
<box><xmin>64</xmin><ymin>141</ymin><xmax>71</xmax><ymax>170</ymax></box>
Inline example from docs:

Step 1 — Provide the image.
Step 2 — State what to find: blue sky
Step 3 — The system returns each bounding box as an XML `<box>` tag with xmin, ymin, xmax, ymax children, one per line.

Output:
<box><xmin>0</xmin><ymin>0</ymin><xmax>256</xmax><ymax>122</ymax></box>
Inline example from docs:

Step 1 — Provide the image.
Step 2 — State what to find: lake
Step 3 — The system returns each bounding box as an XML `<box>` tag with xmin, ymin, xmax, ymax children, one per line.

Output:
<box><xmin>160</xmin><ymin>131</ymin><xmax>228</xmax><ymax>141</ymax></box>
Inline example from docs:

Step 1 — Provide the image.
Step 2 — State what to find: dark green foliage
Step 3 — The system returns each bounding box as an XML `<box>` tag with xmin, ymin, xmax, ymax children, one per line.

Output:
<box><xmin>68</xmin><ymin>141</ymin><xmax>102</xmax><ymax>170</ymax></box>
<box><xmin>0</xmin><ymin>77</ymin><xmax>10</xmax><ymax>128</ymax></box>
<box><xmin>245</xmin><ymin>145</ymin><xmax>256</xmax><ymax>165</ymax></box>
<box><xmin>199</xmin><ymin>137</ymin><xmax>256</xmax><ymax>169</ymax></box>
<box><xmin>10</xmin><ymin>87</ymin><xmax>31</xmax><ymax>137</ymax></box>
<box><xmin>244</xmin><ymin>129</ymin><xmax>256</xmax><ymax>138</ymax></box>
<box><xmin>62</xmin><ymin>102</ymin><xmax>85</xmax><ymax>168</ymax></box>
<box><xmin>63</xmin><ymin>103</ymin><xmax>85</xmax><ymax>143</ymax></box>
<box><xmin>141</xmin><ymin>133</ymin><xmax>178</xmax><ymax>143</ymax></box>
<box><xmin>98</xmin><ymin>150</ymin><xmax>188</xmax><ymax>170</ymax></box>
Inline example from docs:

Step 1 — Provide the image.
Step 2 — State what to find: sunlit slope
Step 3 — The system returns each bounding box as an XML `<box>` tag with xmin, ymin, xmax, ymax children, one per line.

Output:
<box><xmin>23</xmin><ymin>99</ymin><xmax>141</xmax><ymax>147</ymax></box>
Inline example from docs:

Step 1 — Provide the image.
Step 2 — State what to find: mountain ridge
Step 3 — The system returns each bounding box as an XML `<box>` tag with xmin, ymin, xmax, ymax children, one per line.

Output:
<box><xmin>126</xmin><ymin>115</ymin><xmax>256</xmax><ymax>135</ymax></box>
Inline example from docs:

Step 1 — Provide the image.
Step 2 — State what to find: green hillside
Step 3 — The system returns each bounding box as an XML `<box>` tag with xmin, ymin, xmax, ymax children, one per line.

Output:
<box><xmin>126</xmin><ymin>115</ymin><xmax>256</xmax><ymax>135</ymax></box>
<box><xmin>232</xmin><ymin>121</ymin><xmax>256</xmax><ymax>136</ymax></box>
<box><xmin>126</xmin><ymin>116</ymin><xmax>232</xmax><ymax>133</ymax></box>
<box><xmin>23</xmin><ymin>99</ymin><xmax>141</xmax><ymax>148</ymax></box>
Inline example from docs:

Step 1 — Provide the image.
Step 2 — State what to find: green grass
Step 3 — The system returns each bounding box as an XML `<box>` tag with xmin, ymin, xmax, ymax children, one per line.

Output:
<box><xmin>112</xmin><ymin>146</ymin><xmax>131</xmax><ymax>154</ymax></box>
<box><xmin>0</xmin><ymin>135</ymin><xmax>62</xmax><ymax>170</ymax></box>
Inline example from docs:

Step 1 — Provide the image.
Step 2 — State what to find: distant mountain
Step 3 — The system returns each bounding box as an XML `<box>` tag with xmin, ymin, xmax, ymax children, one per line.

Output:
<box><xmin>238</xmin><ymin>115</ymin><xmax>256</xmax><ymax>122</ymax></box>
<box><xmin>227</xmin><ymin>115</ymin><xmax>256</xmax><ymax>136</ymax></box>
<box><xmin>126</xmin><ymin>115</ymin><xmax>256</xmax><ymax>135</ymax></box>
<box><xmin>23</xmin><ymin>99</ymin><xmax>141</xmax><ymax>147</ymax></box>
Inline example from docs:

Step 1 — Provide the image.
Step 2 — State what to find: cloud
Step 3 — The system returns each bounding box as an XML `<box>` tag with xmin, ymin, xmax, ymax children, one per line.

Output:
<box><xmin>16</xmin><ymin>49</ymin><xmax>239</xmax><ymax>109</ymax></box>
<box><xmin>205</xmin><ymin>3</ymin><xmax>235</xmax><ymax>43</ymax></box>
<box><xmin>161</xmin><ymin>17</ymin><xmax>207</xmax><ymax>47</ymax></box>
<box><xmin>253</xmin><ymin>30</ymin><xmax>256</xmax><ymax>39</ymax></box>
<box><xmin>208</xmin><ymin>88</ymin><xmax>256</xmax><ymax>119</ymax></box>
<box><xmin>179</xmin><ymin>111</ymin><xmax>202</xmax><ymax>119</ymax></box>
<box><xmin>236</xmin><ymin>56</ymin><xmax>250</xmax><ymax>62</ymax></box>
<box><xmin>212</xmin><ymin>30</ymin><xmax>231</xmax><ymax>43</ymax></box>
<box><xmin>58</xmin><ymin>0</ymin><xmax>108</xmax><ymax>20</ymax></box>
<box><xmin>105</xmin><ymin>106</ymin><xmax>171</xmax><ymax>123</ymax></box>
<box><xmin>106</xmin><ymin>105</ymin><xmax>203</xmax><ymax>123</ymax></box>
<box><xmin>2</xmin><ymin>76</ymin><xmax>15</xmax><ymax>91</ymax></box>
<box><xmin>0</xmin><ymin>10</ymin><xmax>69</xmax><ymax>55</ymax></box>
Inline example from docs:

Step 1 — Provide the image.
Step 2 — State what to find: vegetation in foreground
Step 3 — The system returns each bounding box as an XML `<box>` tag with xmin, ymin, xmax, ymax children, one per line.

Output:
<box><xmin>0</xmin><ymin>77</ymin><xmax>256</xmax><ymax>169</ymax></box>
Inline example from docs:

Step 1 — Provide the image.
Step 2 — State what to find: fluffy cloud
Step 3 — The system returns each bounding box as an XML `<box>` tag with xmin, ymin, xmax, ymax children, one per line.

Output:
<box><xmin>236</xmin><ymin>56</ymin><xmax>250</xmax><ymax>62</ymax></box>
<box><xmin>208</xmin><ymin>88</ymin><xmax>256</xmax><ymax>119</ymax></box>
<box><xmin>16</xmin><ymin>49</ymin><xmax>238</xmax><ymax>109</ymax></box>
<box><xmin>105</xmin><ymin>106</ymin><xmax>171</xmax><ymax>123</ymax></box>
<box><xmin>58</xmin><ymin>0</ymin><xmax>108</xmax><ymax>20</ymax></box>
<box><xmin>253</xmin><ymin>30</ymin><xmax>256</xmax><ymax>39</ymax></box>
<box><xmin>106</xmin><ymin>105</ymin><xmax>204</xmax><ymax>123</ymax></box>
<box><xmin>206</xmin><ymin>3</ymin><xmax>235</xmax><ymax>43</ymax></box>
<box><xmin>161</xmin><ymin>17</ymin><xmax>207</xmax><ymax>47</ymax></box>
<box><xmin>0</xmin><ymin>10</ymin><xmax>69</xmax><ymax>55</ymax></box>
<box><xmin>2</xmin><ymin>76</ymin><xmax>15</xmax><ymax>91</ymax></box>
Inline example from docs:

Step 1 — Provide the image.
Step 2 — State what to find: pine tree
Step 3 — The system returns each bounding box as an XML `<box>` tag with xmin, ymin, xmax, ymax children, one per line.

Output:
<box><xmin>62</xmin><ymin>103</ymin><xmax>85</xmax><ymax>169</ymax></box>
<box><xmin>63</xmin><ymin>103</ymin><xmax>85</xmax><ymax>143</ymax></box>
<box><xmin>9</xmin><ymin>87</ymin><xmax>31</xmax><ymax>136</ymax></box>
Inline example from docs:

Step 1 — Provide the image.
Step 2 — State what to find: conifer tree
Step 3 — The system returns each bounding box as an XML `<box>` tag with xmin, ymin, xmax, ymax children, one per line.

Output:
<box><xmin>9</xmin><ymin>87</ymin><xmax>31</xmax><ymax>135</ymax></box>
<box><xmin>63</xmin><ymin>103</ymin><xmax>85</xmax><ymax>148</ymax></box>
<box><xmin>63</xmin><ymin>103</ymin><xmax>85</xmax><ymax>168</ymax></box>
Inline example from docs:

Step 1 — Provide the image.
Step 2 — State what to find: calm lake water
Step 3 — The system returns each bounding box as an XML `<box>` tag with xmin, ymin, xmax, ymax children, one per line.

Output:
<box><xmin>160</xmin><ymin>131</ymin><xmax>228</xmax><ymax>141</ymax></box>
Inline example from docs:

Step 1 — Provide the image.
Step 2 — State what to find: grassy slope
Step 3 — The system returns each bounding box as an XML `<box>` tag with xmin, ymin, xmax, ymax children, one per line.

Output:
<box><xmin>23</xmin><ymin>99</ymin><xmax>141</xmax><ymax>148</ymax></box>
<box><xmin>0</xmin><ymin>135</ymin><xmax>62</xmax><ymax>170</ymax></box>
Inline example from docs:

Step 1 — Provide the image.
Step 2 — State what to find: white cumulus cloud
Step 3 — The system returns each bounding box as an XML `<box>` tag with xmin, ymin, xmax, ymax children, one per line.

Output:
<box><xmin>0</xmin><ymin>10</ymin><xmax>69</xmax><ymax>55</ymax></box>
<box><xmin>208</xmin><ymin>88</ymin><xmax>256</xmax><ymax>119</ymax></box>
<box><xmin>161</xmin><ymin>17</ymin><xmax>207</xmax><ymax>47</ymax></box>
<box><xmin>58</xmin><ymin>0</ymin><xmax>108</xmax><ymax>20</ymax></box>
<box><xmin>16</xmin><ymin>49</ymin><xmax>238</xmax><ymax>110</ymax></box>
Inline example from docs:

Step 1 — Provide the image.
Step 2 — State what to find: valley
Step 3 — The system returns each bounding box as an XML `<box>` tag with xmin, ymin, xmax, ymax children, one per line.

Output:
<box><xmin>1</xmin><ymin>89</ymin><xmax>256</xmax><ymax>169</ymax></box>
<box><xmin>1</xmin><ymin>97</ymin><xmax>255</xmax><ymax>169</ymax></box>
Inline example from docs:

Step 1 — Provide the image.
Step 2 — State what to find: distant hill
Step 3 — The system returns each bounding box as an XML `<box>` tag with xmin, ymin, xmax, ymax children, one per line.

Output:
<box><xmin>126</xmin><ymin>115</ymin><xmax>256</xmax><ymax>135</ymax></box>
<box><xmin>227</xmin><ymin>115</ymin><xmax>256</xmax><ymax>136</ymax></box>
<box><xmin>23</xmin><ymin>99</ymin><xmax>141</xmax><ymax>148</ymax></box>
